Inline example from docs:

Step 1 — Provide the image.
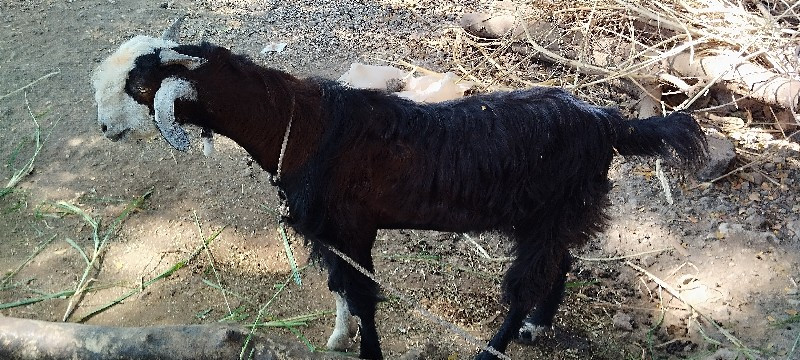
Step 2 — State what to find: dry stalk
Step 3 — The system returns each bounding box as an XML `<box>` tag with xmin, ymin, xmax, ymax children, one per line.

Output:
<box><xmin>459</xmin><ymin>28</ymin><xmax>535</xmax><ymax>89</ymax></box>
<box><xmin>385</xmin><ymin>59</ymin><xmax>439</xmax><ymax>76</ymax></box>
<box><xmin>520</xmin><ymin>26</ymin><xmax>612</xmax><ymax>78</ymax></box>
<box><xmin>615</xmin><ymin>0</ymin><xmax>698</xmax><ymax>37</ymax></box>
<box><xmin>573</xmin><ymin>37</ymin><xmax>709</xmax><ymax>90</ymax></box>
<box><xmin>575</xmin><ymin>247</ymin><xmax>672</xmax><ymax>262</ymax></box>
<box><xmin>0</xmin><ymin>71</ymin><xmax>60</xmax><ymax>101</ymax></box>
<box><xmin>626</xmin><ymin>260</ymin><xmax>758</xmax><ymax>358</ymax></box>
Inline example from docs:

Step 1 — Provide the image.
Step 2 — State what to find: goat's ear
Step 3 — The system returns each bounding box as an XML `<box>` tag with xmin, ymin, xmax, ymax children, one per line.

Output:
<box><xmin>159</xmin><ymin>49</ymin><xmax>206</xmax><ymax>70</ymax></box>
<box><xmin>153</xmin><ymin>78</ymin><xmax>197</xmax><ymax>152</ymax></box>
<box><xmin>161</xmin><ymin>15</ymin><xmax>186</xmax><ymax>42</ymax></box>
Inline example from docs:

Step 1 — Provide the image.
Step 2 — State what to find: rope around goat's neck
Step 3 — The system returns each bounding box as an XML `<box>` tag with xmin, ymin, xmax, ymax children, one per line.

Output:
<box><xmin>275</xmin><ymin>95</ymin><xmax>296</xmax><ymax>182</ymax></box>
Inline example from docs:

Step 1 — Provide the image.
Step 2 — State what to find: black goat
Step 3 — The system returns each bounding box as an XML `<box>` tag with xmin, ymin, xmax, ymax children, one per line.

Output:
<box><xmin>92</xmin><ymin>26</ymin><xmax>707</xmax><ymax>359</ymax></box>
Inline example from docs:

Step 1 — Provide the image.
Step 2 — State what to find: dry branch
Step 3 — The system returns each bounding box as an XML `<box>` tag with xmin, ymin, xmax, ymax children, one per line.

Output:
<box><xmin>625</xmin><ymin>261</ymin><xmax>758</xmax><ymax>358</ymax></box>
<box><xmin>0</xmin><ymin>317</ymin><xmax>326</xmax><ymax>360</ymax></box>
<box><xmin>457</xmin><ymin>3</ymin><xmax>799</xmax><ymax>128</ymax></box>
<box><xmin>667</xmin><ymin>51</ymin><xmax>800</xmax><ymax>112</ymax></box>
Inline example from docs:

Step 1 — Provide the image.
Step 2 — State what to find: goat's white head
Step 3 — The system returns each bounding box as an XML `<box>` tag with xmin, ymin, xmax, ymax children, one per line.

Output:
<box><xmin>91</xmin><ymin>18</ymin><xmax>207</xmax><ymax>152</ymax></box>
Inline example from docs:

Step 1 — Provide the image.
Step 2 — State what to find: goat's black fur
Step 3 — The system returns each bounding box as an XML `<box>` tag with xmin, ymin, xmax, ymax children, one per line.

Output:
<box><xmin>122</xmin><ymin>41</ymin><xmax>707</xmax><ymax>359</ymax></box>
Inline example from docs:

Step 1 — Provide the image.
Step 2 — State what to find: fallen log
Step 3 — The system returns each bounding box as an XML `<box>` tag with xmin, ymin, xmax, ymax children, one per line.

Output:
<box><xmin>0</xmin><ymin>316</ymin><xmax>328</xmax><ymax>360</ymax></box>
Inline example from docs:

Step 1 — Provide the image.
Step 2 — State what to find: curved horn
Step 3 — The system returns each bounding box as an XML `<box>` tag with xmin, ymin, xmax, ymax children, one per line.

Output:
<box><xmin>161</xmin><ymin>15</ymin><xmax>186</xmax><ymax>42</ymax></box>
<box><xmin>159</xmin><ymin>49</ymin><xmax>206</xmax><ymax>70</ymax></box>
<box><xmin>153</xmin><ymin>77</ymin><xmax>197</xmax><ymax>151</ymax></box>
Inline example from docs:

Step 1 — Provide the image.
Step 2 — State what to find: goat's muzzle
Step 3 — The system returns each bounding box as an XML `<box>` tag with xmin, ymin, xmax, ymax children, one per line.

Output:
<box><xmin>101</xmin><ymin>124</ymin><xmax>129</xmax><ymax>142</ymax></box>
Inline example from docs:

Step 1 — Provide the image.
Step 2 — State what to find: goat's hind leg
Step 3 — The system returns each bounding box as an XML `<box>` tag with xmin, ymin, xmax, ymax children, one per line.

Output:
<box><xmin>518</xmin><ymin>252</ymin><xmax>572</xmax><ymax>344</ymax></box>
<box><xmin>476</xmin><ymin>297</ymin><xmax>534</xmax><ymax>360</ymax></box>
<box><xmin>476</xmin><ymin>244</ymin><xmax>569</xmax><ymax>360</ymax></box>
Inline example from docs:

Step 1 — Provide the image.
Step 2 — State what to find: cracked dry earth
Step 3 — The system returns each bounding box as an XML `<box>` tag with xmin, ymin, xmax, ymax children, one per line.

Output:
<box><xmin>1</xmin><ymin>1</ymin><xmax>799</xmax><ymax>359</ymax></box>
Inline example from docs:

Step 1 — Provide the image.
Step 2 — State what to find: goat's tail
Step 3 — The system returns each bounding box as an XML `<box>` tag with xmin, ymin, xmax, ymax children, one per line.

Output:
<box><xmin>610</xmin><ymin>111</ymin><xmax>708</xmax><ymax>168</ymax></box>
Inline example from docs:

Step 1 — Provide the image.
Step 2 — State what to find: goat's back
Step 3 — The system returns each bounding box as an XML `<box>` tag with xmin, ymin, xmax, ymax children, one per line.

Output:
<box><xmin>289</xmin><ymin>83</ymin><xmax>620</xmax><ymax>239</ymax></box>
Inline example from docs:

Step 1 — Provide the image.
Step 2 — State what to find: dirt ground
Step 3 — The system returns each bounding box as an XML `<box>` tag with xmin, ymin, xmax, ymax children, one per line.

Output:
<box><xmin>1</xmin><ymin>1</ymin><xmax>799</xmax><ymax>359</ymax></box>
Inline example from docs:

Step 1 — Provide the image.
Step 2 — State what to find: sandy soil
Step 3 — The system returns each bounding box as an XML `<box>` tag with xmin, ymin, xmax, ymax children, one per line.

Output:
<box><xmin>1</xmin><ymin>1</ymin><xmax>799</xmax><ymax>359</ymax></box>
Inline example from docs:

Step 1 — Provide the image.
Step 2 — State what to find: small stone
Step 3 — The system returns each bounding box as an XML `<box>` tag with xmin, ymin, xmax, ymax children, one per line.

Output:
<box><xmin>704</xmin><ymin>348</ymin><xmax>740</xmax><ymax>360</ymax></box>
<box><xmin>745</xmin><ymin>214</ymin><xmax>766</xmax><ymax>229</ymax></box>
<box><xmin>763</xmin><ymin>232</ymin><xmax>779</xmax><ymax>244</ymax></box>
<box><xmin>750</xmin><ymin>172</ymin><xmax>764</xmax><ymax>185</ymax></box>
<box><xmin>787</xmin><ymin>218</ymin><xmax>800</xmax><ymax>240</ymax></box>
<box><xmin>398</xmin><ymin>348</ymin><xmax>424</xmax><ymax>360</ymax></box>
<box><xmin>612</xmin><ymin>311</ymin><xmax>633</xmax><ymax>331</ymax></box>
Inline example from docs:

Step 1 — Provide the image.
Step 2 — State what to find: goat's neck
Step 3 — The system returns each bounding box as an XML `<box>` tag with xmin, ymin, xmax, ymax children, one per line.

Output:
<box><xmin>194</xmin><ymin>72</ymin><xmax>322</xmax><ymax>177</ymax></box>
<box><xmin>172</xmin><ymin>44</ymin><xmax>323</xmax><ymax>177</ymax></box>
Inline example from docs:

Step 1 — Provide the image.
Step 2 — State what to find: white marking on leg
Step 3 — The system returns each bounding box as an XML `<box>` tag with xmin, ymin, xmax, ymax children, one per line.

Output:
<box><xmin>326</xmin><ymin>291</ymin><xmax>358</xmax><ymax>351</ymax></box>
<box><xmin>202</xmin><ymin>136</ymin><xmax>215</xmax><ymax>157</ymax></box>
<box><xmin>518</xmin><ymin>321</ymin><xmax>547</xmax><ymax>343</ymax></box>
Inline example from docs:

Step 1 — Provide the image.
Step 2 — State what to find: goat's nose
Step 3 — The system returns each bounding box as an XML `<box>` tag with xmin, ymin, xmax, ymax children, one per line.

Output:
<box><xmin>100</xmin><ymin>124</ymin><xmax>108</xmax><ymax>133</ymax></box>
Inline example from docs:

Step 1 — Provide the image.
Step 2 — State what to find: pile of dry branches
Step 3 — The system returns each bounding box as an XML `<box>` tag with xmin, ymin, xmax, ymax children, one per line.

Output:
<box><xmin>453</xmin><ymin>0</ymin><xmax>799</xmax><ymax>130</ymax></box>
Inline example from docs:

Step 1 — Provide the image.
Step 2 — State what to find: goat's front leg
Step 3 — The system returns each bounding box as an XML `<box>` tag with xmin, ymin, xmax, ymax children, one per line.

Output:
<box><xmin>322</xmin><ymin>227</ymin><xmax>382</xmax><ymax>359</ymax></box>
<box><xmin>326</xmin><ymin>291</ymin><xmax>359</xmax><ymax>351</ymax></box>
<box><xmin>327</xmin><ymin>259</ymin><xmax>382</xmax><ymax>359</ymax></box>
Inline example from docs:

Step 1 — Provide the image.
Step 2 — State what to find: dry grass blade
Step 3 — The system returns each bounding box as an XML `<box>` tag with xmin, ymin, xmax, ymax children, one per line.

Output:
<box><xmin>59</xmin><ymin>189</ymin><xmax>152</xmax><ymax>322</ymax></box>
<box><xmin>789</xmin><ymin>329</ymin><xmax>800</xmax><ymax>360</ymax></box>
<box><xmin>77</xmin><ymin>224</ymin><xmax>222</xmax><ymax>323</ymax></box>
<box><xmin>248</xmin><ymin>311</ymin><xmax>330</xmax><ymax>329</ymax></box>
<box><xmin>0</xmin><ymin>235</ymin><xmax>57</xmax><ymax>288</ymax></box>
<box><xmin>201</xmin><ymin>278</ymin><xmax>249</xmax><ymax>303</ymax></box>
<box><xmin>63</xmin><ymin>237</ymin><xmax>91</xmax><ymax>265</ymax></box>
<box><xmin>241</xmin><ymin>265</ymin><xmax>310</xmax><ymax>359</ymax></box>
<box><xmin>278</xmin><ymin>222</ymin><xmax>302</xmax><ymax>286</ymax></box>
<box><xmin>576</xmin><ymin>247</ymin><xmax>672</xmax><ymax>262</ymax></box>
<box><xmin>0</xmin><ymin>289</ymin><xmax>76</xmax><ymax>311</ymax></box>
<box><xmin>626</xmin><ymin>261</ymin><xmax>759</xmax><ymax>359</ymax></box>
<box><xmin>3</xmin><ymin>94</ymin><xmax>45</xmax><ymax>194</ymax></box>
<box><xmin>572</xmin><ymin>37</ymin><xmax>710</xmax><ymax>90</ymax></box>
<box><xmin>193</xmin><ymin>212</ymin><xmax>231</xmax><ymax>315</ymax></box>
<box><xmin>0</xmin><ymin>70</ymin><xmax>59</xmax><ymax>102</ymax></box>
<box><xmin>77</xmin><ymin>261</ymin><xmax>187</xmax><ymax>323</ymax></box>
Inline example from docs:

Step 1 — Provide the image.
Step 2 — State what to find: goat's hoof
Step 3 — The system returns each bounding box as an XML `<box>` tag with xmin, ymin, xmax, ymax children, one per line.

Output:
<box><xmin>326</xmin><ymin>329</ymin><xmax>356</xmax><ymax>351</ymax></box>
<box><xmin>516</xmin><ymin>321</ymin><xmax>547</xmax><ymax>344</ymax></box>
<box><xmin>327</xmin><ymin>315</ymin><xmax>360</xmax><ymax>351</ymax></box>
<box><xmin>474</xmin><ymin>351</ymin><xmax>503</xmax><ymax>360</ymax></box>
